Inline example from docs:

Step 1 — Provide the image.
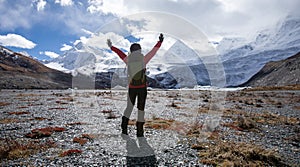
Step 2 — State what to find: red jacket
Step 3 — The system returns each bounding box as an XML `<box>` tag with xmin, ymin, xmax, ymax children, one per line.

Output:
<box><xmin>111</xmin><ymin>41</ymin><xmax>162</xmax><ymax>88</ymax></box>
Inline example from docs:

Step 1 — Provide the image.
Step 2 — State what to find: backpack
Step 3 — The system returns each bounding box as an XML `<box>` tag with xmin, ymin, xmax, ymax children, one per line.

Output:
<box><xmin>127</xmin><ymin>51</ymin><xmax>146</xmax><ymax>86</ymax></box>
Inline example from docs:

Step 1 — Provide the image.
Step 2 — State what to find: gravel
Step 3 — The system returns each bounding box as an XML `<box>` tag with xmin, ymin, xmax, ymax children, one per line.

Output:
<box><xmin>0</xmin><ymin>89</ymin><xmax>299</xmax><ymax>166</ymax></box>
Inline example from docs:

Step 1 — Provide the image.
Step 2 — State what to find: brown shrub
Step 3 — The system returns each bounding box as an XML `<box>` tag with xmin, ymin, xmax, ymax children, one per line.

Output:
<box><xmin>8</xmin><ymin>111</ymin><xmax>30</xmax><ymax>115</ymax></box>
<box><xmin>73</xmin><ymin>137</ymin><xmax>88</xmax><ymax>145</ymax></box>
<box><xmin>25</xmin><ymin>127</ymin><xmax>66</xmax><ymax>139</ymax></box>
<box><xmin>0</xmin><ymin>102</ymin><xmax>10</xmax><ymax>106</ymax></box>
<box><xmin>101</xmin><ymin>109</ymin><xmax>113</xmax><ymax>113</ymax></box>
<box><xmin>17</xmin><ymin>106</ymin><xmax>28</xmax><ymax>109</ymax></box>
<box><xmin>59</xmin><ymin>149</ymin><xmax>82</xmax><ymax>157</ymax></box>
<box><xmin>65</xmin><ymin>122</ymin><xmax>87</xmax><ymax>126</ymax></box>
<box><xmin>34</xmin><ymin>117</ymin><xmax>50</xmax><ymax>121</ymax></box>
<box><xmin>81</xmin><ymin>134</ymin><xmax>96</xmax><ymax>140</ymax></box>
<box><xmin>55</xmin><ymin>100</ymin><xmax>68</xmax><ymax>105</ymax></box>
<box><xmin>48</xmin><ymin>107</ymin><xmax>67</xmax><ymax>110</ymax></box>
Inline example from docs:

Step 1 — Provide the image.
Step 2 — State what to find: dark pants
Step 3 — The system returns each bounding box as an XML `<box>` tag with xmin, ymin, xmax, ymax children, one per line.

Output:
<box><xmin>124</xmin><ymin>87</ymin><xmax>147</xmax><ymax>118</ymax></box>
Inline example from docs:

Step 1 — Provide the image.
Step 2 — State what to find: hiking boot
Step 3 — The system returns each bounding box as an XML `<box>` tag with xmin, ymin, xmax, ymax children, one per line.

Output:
<box><xmin>136</xmin><ymin>121</ymin><xmax>145</xmax><ymax>137</ymax></box>
<box><xmin>121</xmin><ymin>116</ymin><xmax>129</xmax><ymax>135</ymax></box>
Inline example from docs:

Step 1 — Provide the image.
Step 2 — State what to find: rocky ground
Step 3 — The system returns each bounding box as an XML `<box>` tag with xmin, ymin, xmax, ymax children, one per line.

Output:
<box><xmin>0</xmin><ymin>87</ymin><xmax>299</xmax><ymax>166</ymax></box>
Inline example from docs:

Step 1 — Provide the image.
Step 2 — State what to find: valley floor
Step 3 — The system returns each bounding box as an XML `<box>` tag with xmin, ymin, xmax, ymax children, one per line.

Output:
<box><xmin>0</xmin><ymin>88</ymin><xmax>299</xmax><ymax>166</ymax></box>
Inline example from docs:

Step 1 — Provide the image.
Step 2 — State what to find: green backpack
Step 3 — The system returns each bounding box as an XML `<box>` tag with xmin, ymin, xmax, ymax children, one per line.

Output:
<box><xmin>127</xmin><ymin>51</ymin><xmax>146</xmax><ymax>86</ymax></box>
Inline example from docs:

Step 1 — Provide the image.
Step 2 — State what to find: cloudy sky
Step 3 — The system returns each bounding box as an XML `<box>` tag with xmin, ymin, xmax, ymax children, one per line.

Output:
<box><xmin>0</xmin><ymin>0</ymin><xmax>299</xmax><ymax>60</ymax></box>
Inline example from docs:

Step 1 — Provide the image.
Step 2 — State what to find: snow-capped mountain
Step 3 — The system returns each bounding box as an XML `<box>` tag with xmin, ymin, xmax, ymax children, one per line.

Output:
<box><xmin>216</xmin><ymin>37</ymin><xmax>248</xmax><ymax>55</ymax></box>
<box><xmin>47</xmin><ymin>39</ymin><xmax>209</xmax><ymax>88</ymax></box>
<box><xmin>46</xmin><ymin>42</ymin><xmax>97</xmax><ymax>72</ymax></box>
<box><xmin>45</xmin><ymin>15</ymin><xmax>300</xmax><ymax>88</ymax></box>
<box><xmin>219</xmin><ymin>15</ymin><xmax>300</xmax><ymax>86</ymax></box>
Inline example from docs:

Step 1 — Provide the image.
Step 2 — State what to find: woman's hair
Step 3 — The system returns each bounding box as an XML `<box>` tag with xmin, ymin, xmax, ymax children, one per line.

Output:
<box><xmin>130</xmin><ymin>43</ymin><xmax>141</xmax><ymax>52</ymax></box>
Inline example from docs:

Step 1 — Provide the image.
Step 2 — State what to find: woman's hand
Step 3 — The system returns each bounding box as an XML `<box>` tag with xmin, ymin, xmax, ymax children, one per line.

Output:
<box><xmin>107</xmin><ymin>39</ymin><xmax>112</xmax><ymax>48</ymax></box>
<box><xmin>159</xmin><ymin>33</ymin><xmax>164</xmax><ymax>42</ymax></box>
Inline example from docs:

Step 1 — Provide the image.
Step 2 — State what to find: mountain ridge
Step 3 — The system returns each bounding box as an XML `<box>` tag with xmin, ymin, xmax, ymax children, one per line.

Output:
<box><xmin>0</xmin><ymin>45</ymin><xmax>72</xmax><ymax>89</ymax></box>
<box><xmin>242</xmin><ymin>51</ymin><xmax>300</xmax><ymax>87</ymax></box>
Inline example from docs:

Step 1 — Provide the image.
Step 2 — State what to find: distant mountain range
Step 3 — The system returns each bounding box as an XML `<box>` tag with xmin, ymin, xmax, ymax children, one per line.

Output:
<box><xmin>0</xmin><ymin>46</ymin><xmax>71</xmax><ymax>89</ymax></box>
<box><xmin>45</xmin><ymin>15</ymin><xmax>300</xmax><ymax>88</ymax></box>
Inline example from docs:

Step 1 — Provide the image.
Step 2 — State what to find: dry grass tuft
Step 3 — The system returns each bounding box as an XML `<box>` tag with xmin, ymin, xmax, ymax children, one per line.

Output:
<box><xmin>224</xmin><ymin>109</ymin><xmax>299</xmax><ymax>126</ymax></box>
<box><xmin>65</xmin><ymin>122</ymin><xmax>87</xmax><ymax>126</ymax></box>
<box><xmin>198</xmin><ymin>107</ymin><xmax>209</xmax><ymax>113</ymax></box>
<box><xmin>0</xmin><ymin>118</ymin><xmax>20</xmax><ymax>124</ymax></box>
<box><xmin>33</xmin><ymin>117</ymin><xmax>51</xmax><ymax>121</ymax></box>
<box><xmin>59</xmin><ymin>149</ymin><xmax>82</xmax><ymax>157</ymax></box>
<box><xmin>60</xmin><ymin>97</ymin><xmax>74</xmax><ymax>101</ymax></box>
<box><xmin>8</xmin><ymin>111</ymin><xmax>30</xmax><ymax>115</ymax></box>
<box><xmin>25</xmin><ymin>127</ymin><xmax>66</xmax><ymax>139</ymax></box>
<box><xmin>0</xmin><ymin>102</ymin><xmax>10</xmax><ymax>106</ymax></box>
<box><xmin>0</xmin><ymin>138</ymin><xmax>56</xmax><ymax>160</ymax></box>
<box><xmin>166</xmin><ymin>101</ymin><xmax>181</xmax><ymax>109</ymax></box>
<box><xmin>48</xmin><ymin>107</ymin><xmax>67</xmax><ymax>110</ymax></box>
<box><xmin>55</xmin><ymin>100</ymin><xmax>69</xmax><ymax>105</ymax></box>
<box><xmin>145</xmin><ymin>118</ymin><xmax>175</xmax><ymax>130</ymax></box>
<box><xmin>194</xmin><ymin>141</ymin><xmax>286</xmax><ymax>166</ymax></box>
<box><xmin>81</xmin><ymin>134</ymin><xmax>96</xmax><ymax>140</ymax></box>
<box><xmin>254</xmin><ymin>111</ymin><xmax>299</xmax><ymax>125</ymax></box>
<box><xmin>101</xmin><ymin>109</ymin><xmax>113</xmax><ymax>113</ymax></box>
<box><xmin>106</xmin><ymin>112</ymin><xmax>118</xmax><ymax>119</ymax></box>
<box><xmin>73</xmin><ymin>137</ymin><xmax>88</xmax><ymax>145</ymax></box>
<box><xmin>222</xmin><ymin>115</ymin><xmax>258</xmax><ymax>132</ymax></box>
<box><xmin>237</xmin><ymin>116</ymin><xmax>256</xmax><ymax>130</ymax></box>
<box><xmin>73</xmin><ymin>133</ymin><xmax>95</xmax><ymax>146</ymax></box>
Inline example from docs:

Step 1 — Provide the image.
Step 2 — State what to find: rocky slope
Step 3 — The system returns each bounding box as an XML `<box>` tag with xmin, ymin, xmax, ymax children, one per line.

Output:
<box><xmin>0</xmin><ymin>45</ymin><xmax>72</xmax><ymax>89</ymax></box>
<box><xmin>242</xmin><ymin>52</ymin><xmax>300</xmax><ymax>87</ymax></box>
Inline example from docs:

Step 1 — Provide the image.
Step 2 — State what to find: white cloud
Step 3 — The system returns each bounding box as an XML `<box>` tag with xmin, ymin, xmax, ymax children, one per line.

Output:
<box><xmin>87</xmin><ymin>0</ymin><xmax>129</xmax><ymax>15</ymax></box>
<box><xmin>84</xmin><ymin>0</ymin><xmax>300</xmax><ymax>40</ymax></box>
<box><xmin>60</xmin><ymin>44</ymin><xmax>72</xmax><ymax>51</ymax></box>
<box><xmin>81</xmin><ymin>28</ymin><xmax>94</xmax><ymax>35</ymax></box>
<box><xmin>1</xmin><ymin>0</ymin><xmax>300</xmax><ymax>42</ymax></box>
<box><xmin>74</xmin><ymin>36</ymin><xmax>88</xmax><ymax>46</ymax></box>
<box><xmin>0</xmin><ymin>33</ymin><xmax>36</xmax><ymax>49</ymax></box>
<box><xmin>55</xmin><ymin>0</ymin><xmax>73</xmax><ymax>6</ymax></box>
<box><xmin>36</xmin><ymin>0</ymin><xmax>47</xmax><ymax>11</ymax></box>
<box><xmin>40</xmin><ymin>51</ymin><xmax>60</xmax><ymax>58</ymax></box>
<box><xmin>86</xmin><ymin>32</ymin><xmax>131</xmax><ymax>50</ymax></box>
<box><xmin>0</xmin><ymin>1</ymin><xmax>34</xmax><ymax>30</ymax></box>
